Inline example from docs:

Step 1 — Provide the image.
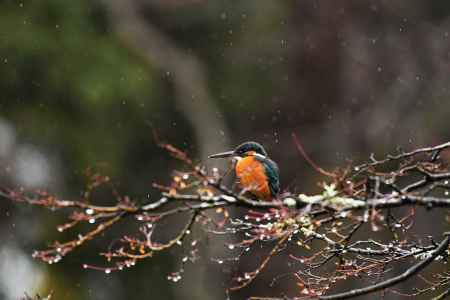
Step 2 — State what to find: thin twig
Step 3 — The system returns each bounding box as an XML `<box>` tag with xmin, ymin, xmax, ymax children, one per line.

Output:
<box><xmin>319</xmin><ymin>233</ymin><xmax>450</xmax><ymax>300</ymax></box>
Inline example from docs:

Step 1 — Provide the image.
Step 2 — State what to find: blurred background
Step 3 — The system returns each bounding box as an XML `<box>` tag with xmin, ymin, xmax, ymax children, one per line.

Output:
<box><xmin>0</xmin><ymin>0</ymin><xmax>449</xmax><ymax>299</ymax></box>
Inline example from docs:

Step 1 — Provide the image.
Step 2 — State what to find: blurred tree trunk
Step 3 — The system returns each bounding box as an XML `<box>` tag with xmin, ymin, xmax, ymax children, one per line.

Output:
<box><xmin>104</xmin><ymin>1</ymin><xmax>230</xmax><ymax>299</ymax></box>
<box><xmin>105</xmin><ymin>0</ymin><xmax>230</xmax><ymax>163</ymax></box>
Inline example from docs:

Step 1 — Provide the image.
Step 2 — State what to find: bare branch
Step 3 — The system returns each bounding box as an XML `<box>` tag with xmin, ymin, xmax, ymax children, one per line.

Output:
<box><xmin>2</xmin><ymin>141</ymin><xmax>450</xmax><ymax>299</ymax></box>
<box><xmin>319</xmin><ymin>233</ymin><xmax>450</xmax><ymax>300</ymax></box>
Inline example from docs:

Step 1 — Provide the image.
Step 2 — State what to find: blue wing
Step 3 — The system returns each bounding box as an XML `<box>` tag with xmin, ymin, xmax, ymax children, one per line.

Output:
<box><xmin>256</xmin><ymin>156</ymin><xmax>280</xmax><ymax>197</ymax></box>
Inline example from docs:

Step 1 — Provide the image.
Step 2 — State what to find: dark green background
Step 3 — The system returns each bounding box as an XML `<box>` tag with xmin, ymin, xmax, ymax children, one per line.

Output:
<box><xmin>1</xmin><ymin>1</ymin><xmax>449</xmax><ymax>299</ymax></box>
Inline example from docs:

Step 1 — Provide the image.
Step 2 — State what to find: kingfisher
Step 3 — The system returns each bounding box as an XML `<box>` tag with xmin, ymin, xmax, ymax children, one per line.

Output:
<box><xmin>209</xmin><ymin>141</ymin><xmax>280</xmax><ymax>201</ymax></box>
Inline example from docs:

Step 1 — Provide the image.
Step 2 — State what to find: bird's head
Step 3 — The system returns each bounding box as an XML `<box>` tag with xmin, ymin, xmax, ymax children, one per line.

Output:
<box><xmin>208</xmin><ymin>141</ymin><xmax>268</xmax><ymax>159</ymax></box>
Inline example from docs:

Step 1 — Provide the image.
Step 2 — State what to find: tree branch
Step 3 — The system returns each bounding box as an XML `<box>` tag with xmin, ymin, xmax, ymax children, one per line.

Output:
<box><xmin>319</xmin><ymin>233</ymin><xmax>450</xmax><ymax>300</ymax></box>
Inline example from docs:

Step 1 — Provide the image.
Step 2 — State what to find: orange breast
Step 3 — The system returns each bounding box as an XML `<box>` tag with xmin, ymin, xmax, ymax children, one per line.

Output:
<box><xmin>235</xmin><ymin>156</ymin><xmax>271</xmax><ymax>200</ymax></box>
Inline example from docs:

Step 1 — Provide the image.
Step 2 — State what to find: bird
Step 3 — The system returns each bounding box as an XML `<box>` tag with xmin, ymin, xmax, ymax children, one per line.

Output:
<box><xmin>208</xmin><ymin>141</ymin><xmax>280</xmax><ymax>201</ymax></box>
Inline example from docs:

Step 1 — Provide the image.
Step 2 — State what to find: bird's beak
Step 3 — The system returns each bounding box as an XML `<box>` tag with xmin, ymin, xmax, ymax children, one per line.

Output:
<box><xmin>208</xmin><ymin>150</ymin><xmax>235</xmax><ymax>159</ymax></box>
